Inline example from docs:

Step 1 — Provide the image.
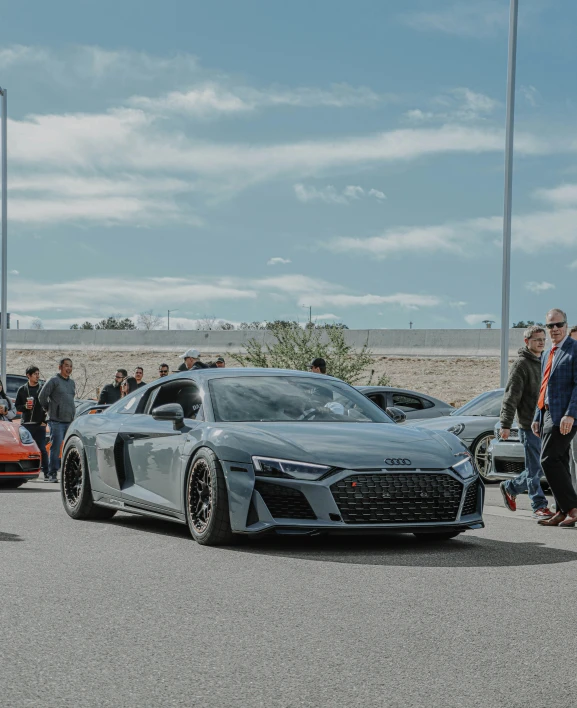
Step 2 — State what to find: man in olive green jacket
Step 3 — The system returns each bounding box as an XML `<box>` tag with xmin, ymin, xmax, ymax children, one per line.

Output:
<box><xmin>499</xmin><ymin>325</ymin><xmax>553</xmax><ymax>518</ymax></box>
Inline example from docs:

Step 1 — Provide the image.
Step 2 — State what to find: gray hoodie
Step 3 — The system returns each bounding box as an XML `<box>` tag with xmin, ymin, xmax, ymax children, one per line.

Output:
<box><xmin>38</xmin><ymin>373</ymin><xmax>76</xmax><ymax>423</ymax></box>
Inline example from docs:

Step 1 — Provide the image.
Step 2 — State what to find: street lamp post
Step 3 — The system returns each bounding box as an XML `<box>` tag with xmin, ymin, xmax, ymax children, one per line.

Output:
<box><xmin>500</xmin><ymin>0</ymin><xmax>519</xmax><ymax>387</ymax></box>
<box><xmin>167</xmin><ymin>309</ymin><xmax>178</xmax><ymax>330</ymax></box>
<box><xmin>0</xmin><ymin>87</ymin><xmax>7</xmax><ymax>390</ymax></box>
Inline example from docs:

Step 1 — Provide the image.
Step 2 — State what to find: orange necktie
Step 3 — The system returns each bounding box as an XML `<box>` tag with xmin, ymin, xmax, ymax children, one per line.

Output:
<box><xmin>538</xmin><ymin>346</ymin><xmax>558</xmax><ymax>410</ymax></box>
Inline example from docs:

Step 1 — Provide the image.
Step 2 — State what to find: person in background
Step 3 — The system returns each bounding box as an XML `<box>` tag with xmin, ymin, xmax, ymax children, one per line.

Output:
<box><xmin>39</xmin><ymin>357</ymin><xmax>76</xmax><ymax>483</ymax></box>
<box><xmin>98</xmin><ymin>369</ymin><xmax>127</xmax><ymax>405</ymax></box>
<box><xmin>178</xmin><ymin>349</ymin><xmax>208</xmax><ymax>371</ymax></box>
<box><xmin>569</xmin><ymin>325</ymin><xmax>577</xmax><ymax>493</ymax></box>
<box><xmin>134</xmin><ymin>367</ymin><xmax>146</xmax><ymax>388</ymax></box>
<box><xmin>531</xmin><ymin>309</ymin><xmax>577</xmax><ymax>527</ymax></box>
<box><xmin>498</xmin><ymin>326</ymin><xmax>552</xmax><ymax>519</ymax></box>
<box><xmin>209</xmin><ymin>356</ymin><xmax>226</xmax><ymax>369</ymax></box>
<box><xmin>121</xmin><ymin>376</ymin><xmax>139</xmax><ymax>397</ymax></box>
<box><xmin>0</xmin><ymin>379</ymin><xmax>16</xmax><ymax>421</ymax></box>
<box><xmin>158</xmin><ymin>363</ymin><xmax>169</xmax><ymax>377</ymax></box>
<box><xmin>308</xmin><ymin>357</ymin><xmax>327</xmax><ymax>374</ymax></box>
<box><xmin>15</xmin><ymin>366</ymin><xmax>48</xmax><ymax>478</ymax></box>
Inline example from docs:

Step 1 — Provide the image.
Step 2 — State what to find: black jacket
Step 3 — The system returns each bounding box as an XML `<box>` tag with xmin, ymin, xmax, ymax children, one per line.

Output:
<box><xmin>15</xmin><ymin>383</ymin><xmax>47</xmax><ymax>424</ymax></box>
<box><xmin>177</xmin><ymin>361</ymin><xmax>208</xmax><ymax>372</ymax></box>
<box><xmin>500</xmin><ymin>346</ymin><xmax>542</xmax><ymax>430</ymax></box>
<box><xmin>98</xmin><ymin>382</ymin><xmax>122</xmax><ymax>405</ymax></box>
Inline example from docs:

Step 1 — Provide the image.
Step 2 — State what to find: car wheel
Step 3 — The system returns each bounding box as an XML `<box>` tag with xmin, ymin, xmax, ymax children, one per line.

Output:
<box><xmin>61</xmin><ymin>438</ymin><xmax>117</xmax><ymax>521</ymax></box>
<box><xmin>413</xmin><ymin>531</ymin><xmax>462</xmax><ymax>541</ymax></box>
<box><xmin>0</xmin><ymin>480</ymin><xmax>26</xmax><ymax>489</ymax></box>
<box><xmin>471</xmin><ymin>432</ymin><xmax>496</xmax><ymax>483</ymax></box>
<box><xmin>185</xmin><ymin>448</ymin><xmax>234</xmax><ymax>546</ymax></box>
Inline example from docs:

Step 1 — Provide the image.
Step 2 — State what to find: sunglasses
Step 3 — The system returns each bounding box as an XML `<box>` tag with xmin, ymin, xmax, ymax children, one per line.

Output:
<box><xmin>159</xmin><ymin>369</ymin><xmax>168</xmax><ymax>374</ymax></box>
<box><xmin>115</xmin><ymin>375</ymin><xmax>124</xmax><ymax>379</ymax></box>
<box><xmin>546</xmin><ymin>321</ymin><xmax>566</xmax><ymax>330</ymax></box>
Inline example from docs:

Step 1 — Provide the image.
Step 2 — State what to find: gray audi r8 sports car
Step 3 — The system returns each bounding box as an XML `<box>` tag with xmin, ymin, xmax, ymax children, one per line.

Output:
<box><xmin>60</xmin><ymin>369</ymin><xmax>484</xmax><ymax>545</ymax></box>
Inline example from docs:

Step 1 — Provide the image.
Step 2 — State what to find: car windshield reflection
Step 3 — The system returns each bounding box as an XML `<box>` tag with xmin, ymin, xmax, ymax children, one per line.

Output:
<box><xmin>209</xmin><ymin>375</ymin><xmax>393</xmax><ymax>423</ymax></box>
<box><xmin>451</xmin><ymin>390</ymin><xmax>503</xmax><ymax>418</ymax></box>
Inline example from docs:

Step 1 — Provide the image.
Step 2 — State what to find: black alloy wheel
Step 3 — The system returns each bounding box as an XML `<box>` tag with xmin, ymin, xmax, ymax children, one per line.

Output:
<box><xmin>63</xmin><ymin>447</ymin><xmax>83</xmax><ymax>509</ymax></box>
<box><xmin>188</xmin><ymin>458</ymin><xmax>213</xmax><ymax>534</ymax></box>
<box><xmin>185</xmin><ymin>448</ymin><xmax>234</xmax><ymax>546</ymax></box>
<box><xmin>61</xmin><ymin>438</ymin><xmax>117</xmax><ymax>521</ymax></box>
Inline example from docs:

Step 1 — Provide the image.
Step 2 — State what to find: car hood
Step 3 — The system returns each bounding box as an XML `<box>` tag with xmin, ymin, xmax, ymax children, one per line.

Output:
<box><xmin>404</xmin><ymin>416</ymin><xmax>490</xmax><ymax>432</ymax></box>
<box><xmin>213</xmin><ymin>421</ymin><xmax>460</xmax><ymax>470</ymax></box>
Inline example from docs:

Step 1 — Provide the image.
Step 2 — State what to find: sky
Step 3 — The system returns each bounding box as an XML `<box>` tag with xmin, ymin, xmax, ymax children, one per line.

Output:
<box><xmin>1</xmin><ymin>0</ymin><xmax>576</xmax><ymax>330</ymax></box>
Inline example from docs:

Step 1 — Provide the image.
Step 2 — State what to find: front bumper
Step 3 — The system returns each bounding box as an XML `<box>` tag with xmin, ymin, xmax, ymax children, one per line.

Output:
<box><xmin>0</xmin><ymin>457</ymin><xmax>41</xmax><ymax>482</ymax></box>
<box><xmin>223</xmin><ymin>463</ymin><xmax>484</xmax><ymax>535</ymax></box>
<box><xmin>486</xmin><ymin>439</ymin><xmax>526</xmax><ymax>481</ymax></box>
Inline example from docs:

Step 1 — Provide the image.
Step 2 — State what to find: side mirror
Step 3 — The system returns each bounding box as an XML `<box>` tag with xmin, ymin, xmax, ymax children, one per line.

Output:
<box><xmin>152</xmin><ymin>403</ymin><xmax>185</xmax><ymax>430</ymax></box>
<box><xmin>386</xmin><ymin>406</ymin><xmax>407</xmax><ymax>424</ymax></box>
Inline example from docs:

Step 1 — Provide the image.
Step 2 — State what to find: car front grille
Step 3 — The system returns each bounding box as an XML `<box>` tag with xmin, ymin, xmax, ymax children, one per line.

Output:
<box><xmin>461</xmin><ymin>483</ymin><xmax>478</xmax><ymax>516</ymax></box>
<box><xmin>255</xmin><ymin>480</ymin><xmax>317</xmax><ymax>520</ymax></box>
<box><xmin>495</xmin><ymin>459</ymin><xmax>525</xmax><ymax>475</ymax></box>
<box><xmin>0</xmin><ymin>459</ymin><xmax>41</xmax><ymax>473</ymax></box>
<box><xmin>330</xmin><ymin>472</ymin><xmax>463</xmax><ymax>524</ymax></box>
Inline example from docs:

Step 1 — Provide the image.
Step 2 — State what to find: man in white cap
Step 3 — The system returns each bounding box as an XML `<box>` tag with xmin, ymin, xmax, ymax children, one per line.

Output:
<box><xmin>178</xmin><ymin>349</ymin><xmax>208</xmax><ymax>372</ymax></box>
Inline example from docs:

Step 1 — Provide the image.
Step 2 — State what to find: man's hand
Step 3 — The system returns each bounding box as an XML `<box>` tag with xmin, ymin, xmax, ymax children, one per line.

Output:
<box><xmin>500</xmin><ymin>428</ymin><xmax>510</xmax><ymax>440</ymax></box>
<box><xmin>560</xmin><ymin>415</ymin><xmax>575</xmax><ymax>435</ymax></box>
<box><xmin>532</xmin><ymin>421</ymin><xmax>540</xmax><ymax>438</ymax></box>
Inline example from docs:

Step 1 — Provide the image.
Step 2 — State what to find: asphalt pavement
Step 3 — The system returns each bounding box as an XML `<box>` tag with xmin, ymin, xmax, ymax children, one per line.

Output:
<box><xmin>2</xmin><ymin>482</ymin><xmax>577</xmax><ymax>708</ymax></box>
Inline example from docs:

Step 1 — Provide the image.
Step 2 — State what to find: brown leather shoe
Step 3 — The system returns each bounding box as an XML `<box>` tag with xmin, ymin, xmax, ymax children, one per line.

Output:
<box><xmin>537</xmin><ymin>511</ymin><xmax>567</xmax><ymax>526</ymax></box>
<box><xmin>559</xmin><ymin>508</ymin><xmax>577</xmax><ymax>528</ymax></box>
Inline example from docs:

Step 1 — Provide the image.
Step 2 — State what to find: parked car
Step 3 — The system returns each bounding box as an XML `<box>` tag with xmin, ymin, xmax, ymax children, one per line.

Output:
<box><xmin>0</xmin><ymin>419</ymin><xmax>41</xmax><ymax>488</ymax></box>
<box><xmin>60</xmin><ymin>368</ymin><xmax>484</xmax><ymax>545</ymax></box>
<box><xmin>5</xmin><ymin>374</ymin><xmax>28</xmax><ymax>405</ymax></box>
<box><xmin>405</xmin><ymin>389</ymin><xmax>504</xmax><ymax>482</ymax></box>
<box><xmin>357</xmin><ymin>386</ymin><xmax>454</xmax><ymax>421</ymax></box>
<box><xmin>486</xmin><ymin>422</ymin><xmax>547</xmax><ymax>486</ymax></box>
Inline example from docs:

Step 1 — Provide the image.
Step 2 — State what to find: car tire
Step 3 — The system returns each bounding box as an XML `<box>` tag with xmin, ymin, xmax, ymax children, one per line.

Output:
<box><xmin>185</xmin><ymin>448</ymin><xmax>235</xmax><ymax>546</ymax></box>
<box><xmin>61</xmin><ymin>438</ymin><xmax>117</xmax><ymax>521</ymax></box>
<box><xmin>471</xmin><ymin>432</ymin><xmax>496</xmax><ymax>483</ymax></box>
<box><xmin>413</xmin><ymin>531</ymin><xmax>462</xmax><ymax>541</ymax></box>
<box><xmin>0</xmin><ymin>480</ymin><xmax>26</xmax><ymax>489</ymax></box>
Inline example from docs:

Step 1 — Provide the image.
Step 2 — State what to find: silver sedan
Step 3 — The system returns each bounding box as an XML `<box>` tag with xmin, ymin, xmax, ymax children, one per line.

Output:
<box><xmin>405</xmin><ymin>389</ymin><xmax>504</xmax><ymax>482</ymax></box>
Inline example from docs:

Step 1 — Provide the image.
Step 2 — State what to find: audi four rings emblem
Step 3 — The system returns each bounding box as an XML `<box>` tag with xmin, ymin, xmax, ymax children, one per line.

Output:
<box><xmin>384</xmin><ymin>458</ymin><xmax>412</xmax><ymax>466</ymax></box>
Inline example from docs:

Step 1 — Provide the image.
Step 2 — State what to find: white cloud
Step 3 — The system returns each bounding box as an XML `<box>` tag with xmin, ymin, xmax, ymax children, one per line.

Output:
<box><xmin>295</xmin><ymin>183</ymin><xmax>386</xmax><ymax>205</ymax></box>
<box><xmin>9</xmin><ymin>270</ymin><xmax>19</xmax><ymax>275</ymax></box>
<box><xmin>305</xmin><ymin>293</ymin><xmax>441</xmax><ymax>310</ymax></box>
<box><xmin>525</xmin><ymin>281</ymin><xmax>555</xmax><ymax>294</ymax></box>
<box><xmin>465</xmin><ymin>314</ymin><xmax>497</xmax><ymax>326</ymax></box>
<box><xmin>311</xmin><ymin>313</ymin><xmax>341</xmax><ymax>322</ymax></box>
<box><xmin>326</xmin><ymin>205</ymin><xmax>577</xmax><ymax>259</ymax></box>
<box><xmin>521</xmin><ymin>85</ymin><xmax>540</xmax><ymax>107</ymax></box>
<box><xmin>405</xmin><ymin>88</ymin><xmax>498</xmax><ymax>123</ymax></box>
<box><xmin>535</xmin><ymin>183</ymin><xmax>577</xmax><ymax>207</ymax></box>
<box><xmin>569</xmin><ymin>260</ymin><xmax>577</xmax><ymax>270</ymax></box>
<box><xmin>401</xmin><ymin>2</ymin><xmax>509</xmax><ymax>37</ymax></box>
<box><xmin>129</xmin><ymin>82</ymin><xmax>383</xmax><ymax>117</ymax></box>
<box><xmin>267</xmin><ymin>257</ymin><xmax>292</xmax><ymax>266</ymax></box>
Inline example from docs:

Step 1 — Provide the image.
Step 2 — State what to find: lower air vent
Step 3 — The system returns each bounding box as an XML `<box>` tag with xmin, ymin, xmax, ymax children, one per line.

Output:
<box><xmin>461</xmin><ymin>483</ymin><xmax>478</xmax><ymax>516</ymax></box>
<box><xmin>255</xmin><ymin>481</ymin><xmax>316</xmax><ymax>520</ymax></box>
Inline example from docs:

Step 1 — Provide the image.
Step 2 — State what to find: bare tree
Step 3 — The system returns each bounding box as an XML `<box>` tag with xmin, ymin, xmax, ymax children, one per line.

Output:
<box><xmin>137</xmin><ymin>310</ymin><xmax>164</xmax><ymax>330</ymax></box>
<box><xmin>196</xmin><ymin>316</ymin><xmax>217</xmax><ymax>331</ymax></box>
<box><xmin>31</xmin><ymin>318</ymin><xmax>44</xmax><ymax>330</ymax></box>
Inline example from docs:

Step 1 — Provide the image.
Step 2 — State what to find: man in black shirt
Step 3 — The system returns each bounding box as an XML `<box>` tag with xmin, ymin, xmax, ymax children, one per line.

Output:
<box><xmin>178</xmin><ymin>349</ymin><xmax>208</xmax><ymax>371</ymax></box>
<box><xmin>15</xmin><ymin>365</ymin><xmax>49</xmax><ymax>478</ymax></box>
<box><xmin>134</xmin><ymin>366</ymin><xmax>147</xmax><ymax>388</ymax></box>
<box><xmin>98</xmin><ymin>369</ymin><xmax>127</xmax><ymax>405</ymax></box>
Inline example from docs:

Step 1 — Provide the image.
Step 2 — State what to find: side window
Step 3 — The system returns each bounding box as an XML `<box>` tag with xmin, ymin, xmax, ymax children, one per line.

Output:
<box><xmin>421</xmin><ymin>398</ymin><xmax>434</xmax><ymax>410</ymax></box>
<box><xmin>367</xmin><ymin>393</ymin><xmax>385</xmax><ymax>410</ymax></box>
<box><xmin>146</xmin><ymin>380</ymin><xmax>204</xmax><ymax>420</ymax></box>
<box><xmin>392</xmin><ymin>393</ymin><xmax>424</xmax><ymax>412</ymax></box>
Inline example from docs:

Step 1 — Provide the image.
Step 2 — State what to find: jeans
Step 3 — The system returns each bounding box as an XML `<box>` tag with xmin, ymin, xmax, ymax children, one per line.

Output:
<box><xmin>23</xmin><ymin>423</ymin><xmax>49</xmax><ymax>475</ymax></box>
<box><xmin>505</xmin><ymin>427</ymin><xmax>548</xmax><ymax>511</ymax></box>
<box><xmin>570</xmin><ymin>436</ymin><xmax>577</xmax><ymax>494</ymax></box>
<box><xmin>48</xmin><ymin>421</ymin><xmax>70</xmax><ymax>479</ymax></box>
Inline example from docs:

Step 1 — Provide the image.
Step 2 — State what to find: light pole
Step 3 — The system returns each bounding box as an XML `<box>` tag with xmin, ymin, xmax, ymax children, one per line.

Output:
<box><xmin>167</xmin><ymin>309</ymin><xmax>178</xmax><ymax>330</ymax></box>
<box><xmin>302</xmin><ymin>305</ymin><xmax>312</xmax><ymax>325</ymax></box>
<box><xmin>0</xmin><ymin>86</ymin><xmax>7</xmax><ymax>390</ymax></box>
<box><xmin>500</xmin><ymin>0</ymin><xmax>519</xmax><ymax>387</ymax></box>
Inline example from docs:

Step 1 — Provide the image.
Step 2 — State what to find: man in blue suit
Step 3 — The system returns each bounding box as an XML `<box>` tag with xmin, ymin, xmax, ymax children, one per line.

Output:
<box><xmin>532</xmin><ymin>308</ymin><xmax>577</xmax><ymax>526</ymax></box>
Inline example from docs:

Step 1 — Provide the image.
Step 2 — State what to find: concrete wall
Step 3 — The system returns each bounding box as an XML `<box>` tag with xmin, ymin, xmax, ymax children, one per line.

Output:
<box><xmin>4</xmin><ymin>328</ymin><xmax>527</xmax><ymax>357</ymax></box>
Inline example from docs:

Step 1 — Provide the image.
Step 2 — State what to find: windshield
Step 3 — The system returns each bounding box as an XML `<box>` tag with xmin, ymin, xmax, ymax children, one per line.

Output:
<box><xmin>451</xmin><ymin>389</ymin><xmax>503</xmax><ymax>417</ymax></box>
<box><xmin>209</xmin><ymin>376</ymin><xmax>393</xmax><ymax>423</ymax></box>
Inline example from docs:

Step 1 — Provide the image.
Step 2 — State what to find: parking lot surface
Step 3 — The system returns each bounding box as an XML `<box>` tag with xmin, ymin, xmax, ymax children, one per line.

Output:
<box><xmin>2</xmin><ymin>483</ymin><xmax>577</xmax><ymax>708</ymax></box>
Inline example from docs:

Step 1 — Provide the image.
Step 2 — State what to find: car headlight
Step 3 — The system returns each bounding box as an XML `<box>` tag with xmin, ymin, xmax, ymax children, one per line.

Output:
<box><xmin>452</xmin><ymin>455</ymin><xmax>477</xmax><ymax>479</ymax></box>
<box><xmin>447</xmin><ymin>423</ymin><xmax>465</xmax><ymax>436</ymax></box>
<box><xmin>18</xmin><ymin>426</ymin><xmax>35</xmax><ymax>445</ymax></box>
<box><xmin>252</xmin><ymin>456</ymin><xmax>331</xmax><ymax>481</ymax></box>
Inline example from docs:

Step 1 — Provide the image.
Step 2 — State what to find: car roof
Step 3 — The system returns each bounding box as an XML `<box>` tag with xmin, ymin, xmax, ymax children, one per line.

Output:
<box><xmin>162</xmin><ymin>367</ymin><xmax>337</xmax><ymax>382</ymax></box>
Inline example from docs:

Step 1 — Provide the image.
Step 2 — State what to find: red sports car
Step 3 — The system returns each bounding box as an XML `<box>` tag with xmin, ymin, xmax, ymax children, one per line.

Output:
<box><xmin>0</xmin><ymin>420</ymin><xmax>41</xmax><ymax>488</ymax></box>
